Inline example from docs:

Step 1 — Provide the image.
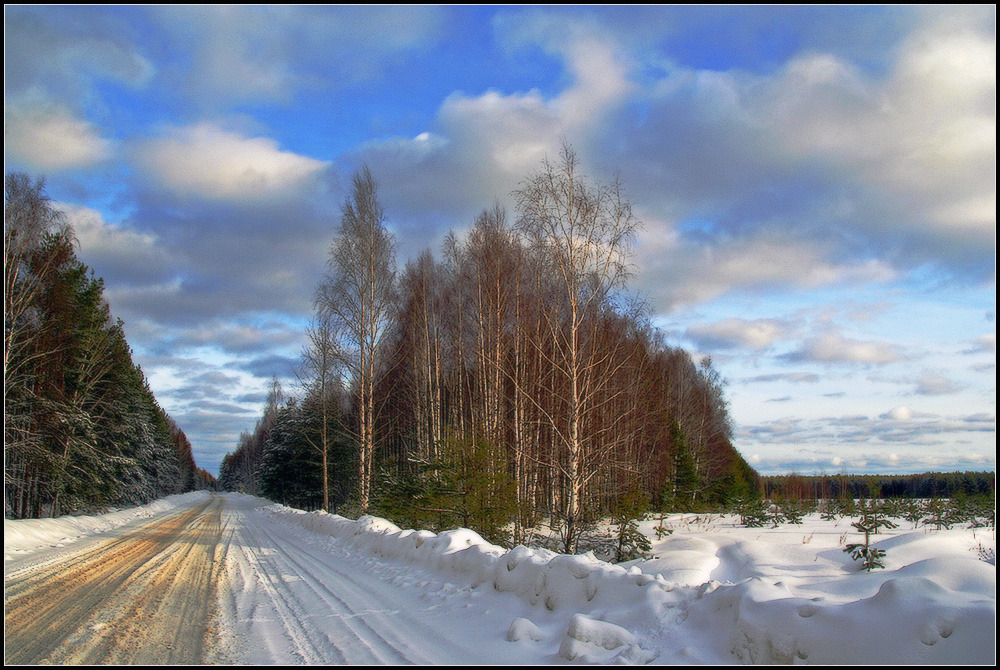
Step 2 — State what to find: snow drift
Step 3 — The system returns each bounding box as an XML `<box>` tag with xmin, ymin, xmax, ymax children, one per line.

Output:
<box><xmin>261</xmin><ymin>502</ymin><xmax>995</xmax><ymax>664</ymax></box>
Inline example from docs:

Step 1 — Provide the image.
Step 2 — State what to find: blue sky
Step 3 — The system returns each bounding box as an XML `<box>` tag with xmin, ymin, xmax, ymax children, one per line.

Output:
<box><xmin>5</xmin><ymin>5</ymin><xmax>995</xmax><ymax>477</ymax></box>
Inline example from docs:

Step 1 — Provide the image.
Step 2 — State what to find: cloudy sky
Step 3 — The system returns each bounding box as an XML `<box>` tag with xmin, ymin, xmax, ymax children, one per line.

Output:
<box><xmin>5</xmin><ymin>5</ymin><xmax>995</xmax><ymax>477</ymax></box>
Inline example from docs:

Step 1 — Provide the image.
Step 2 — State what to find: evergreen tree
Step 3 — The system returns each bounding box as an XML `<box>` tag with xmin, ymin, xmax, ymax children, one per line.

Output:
<box><xmin>663</xmin><ymin>421</ymin><xmax>699</xmax><ymax>511</ymax></box>
<box><xmin>4</xmin><ymin>172</ymin><xmax>198</xmax><ymax>518</ymax></box>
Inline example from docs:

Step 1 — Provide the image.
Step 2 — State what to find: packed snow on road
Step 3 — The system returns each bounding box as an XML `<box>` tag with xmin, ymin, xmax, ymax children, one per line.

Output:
<box><xmin>5</xmin><ymin>491</ymin><xmax>995</xmax><ymax>664</ymax></box>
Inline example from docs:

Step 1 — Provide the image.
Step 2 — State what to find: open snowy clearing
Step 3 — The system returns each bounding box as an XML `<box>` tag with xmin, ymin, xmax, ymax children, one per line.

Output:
<box><xmin>4</xmin><ymin>491</ymin><xmax>995</xmax><ymax>664</ymax></box>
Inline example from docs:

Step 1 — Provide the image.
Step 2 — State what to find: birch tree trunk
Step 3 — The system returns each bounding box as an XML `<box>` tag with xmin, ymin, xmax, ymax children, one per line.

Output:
<box><xmin>316</xmin><ymin>167</ymin><xmax>396</xmax><ymax>514</ymax></box>
<box><xmin>513</xmin><ymin>144</ymin><xmax>639</xmax><ymax>554</ymax></box>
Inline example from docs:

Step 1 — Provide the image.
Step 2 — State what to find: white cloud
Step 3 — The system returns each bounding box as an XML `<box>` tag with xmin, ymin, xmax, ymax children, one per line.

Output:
<box><xmin>134</xmin><ymin>123</ymin><xmax>328</xmax><ymax>201</ymax></box>
<box><xmin>914</xmin><ymin>373</ymin><xmax>961</xmax><ymax>396</ymax></box>
<box><xmin>155</xmin><ymin>6</ymin><xmax>445</xmax><ymax>107</ymax></box>
<box><xmin>353</xmin><ymin>11</ymin><xmax>635</xmax><ymax>227</ymax></box>
<box><xmin>59</xmin><ymin>203</ymin><xmax>175</xmax><ymax>285</ymax></box>
<box><xmin>787</xmin><ymin>331</ymin><xmax>904</xmax><ymax>365</ymax></box>
<box><xmin>354</xmin><ymin>9</ymin><xmax>990</xmax><ymax>313</ymax></box>
<box><xmin>636</xmin><ymin>228</ymin><xmax>896</xmax><ymax>312</ymax></box>
<box><xmin>4</xmin><ymin>98</ymin><xmax>112</xmax><ymax>170</ymax></box>
<box><xmin>967</xmin><ymin>333</ymin><xmax>996</xmax><ymax>353</ymax></box>
<box><xmin>4</xmin><ymin>7</ymin><xmax>155</xmax><ymax>98</ymax></box>
<box><xmin>883</xmin><ymin>406</ymin><xmax>913</xmax><ymax>421</ymax></box>
<box><xmin>761</xmin><ymin>19</ymin><xmax>996</xmax><ymax>242</ymax></box>
<box><xmin>687</xmin><ymin>318</ymin><xmax>789</xmax><ymax>351</ymax></box>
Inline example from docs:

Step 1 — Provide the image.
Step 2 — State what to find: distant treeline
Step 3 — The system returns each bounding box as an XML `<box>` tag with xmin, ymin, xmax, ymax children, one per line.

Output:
<box><xmin>761</xmin><ymin>471</ymin><xmax>996</xmax><ymax>501</ymax></box>
<box><xmin>5</xmin><ymin>173</ymin><xmax>215</xmax><ymax>519</ymax></box>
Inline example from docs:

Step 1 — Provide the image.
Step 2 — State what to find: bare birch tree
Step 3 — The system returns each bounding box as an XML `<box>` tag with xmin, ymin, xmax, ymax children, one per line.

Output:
<box><xmin>513</xmin><ymin>144</ymin><xmax>640</xmax><ymax>553</ymax></box>
<box><xmin>316</xmin><ymin>167</ymin><xmax>396</xmax><ymax>513</ymax></box>
<box><xmin>298</xmin><ymin>314</ymin><xmax>340</xmax><ymax>511</ymax></box>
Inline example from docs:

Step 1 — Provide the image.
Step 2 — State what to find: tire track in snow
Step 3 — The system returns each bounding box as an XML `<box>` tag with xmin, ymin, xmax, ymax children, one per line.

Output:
<box><xmin>246</xmin><ymin>515</ymin><xmax>434</xmax><ymax>664</ymax></box>
<box><xmin>217</xmin><ymin>496</ymin><xmax>506</xmax><ymax>665</ymax></box>
<box><xmin>220</xmin><ymin>501</ymin><xmax>424</xmax><ymax>664</ymax></box>
<box><xmin>223</xmin><ymin>511</ymin><xmax>342</xmax><ymax>664</ymax></box>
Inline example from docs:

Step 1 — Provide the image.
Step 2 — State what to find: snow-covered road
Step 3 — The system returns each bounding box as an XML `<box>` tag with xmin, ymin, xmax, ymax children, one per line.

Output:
<box><xmin>5</xmin><ymin>491</ymin><xmax>995</xmax><ymax>665</ymax></box>
<box><xmin>214</xmin><ymin>493</ymin><xmax>525</xmax><ymax>664</ymax></box>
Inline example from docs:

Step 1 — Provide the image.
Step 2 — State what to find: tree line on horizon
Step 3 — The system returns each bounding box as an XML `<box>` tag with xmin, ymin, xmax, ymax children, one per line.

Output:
<box><xmin>4</xmin><ymin>173</ymin><xmax>214</xmax><ymax>519</ymax></box>
<box><xmin>760</xmin><ymin>470</ymin><xmax>995</xmax><ymax>502</ymax></box>
<box><xmin>220</xmin><ymin>146</ymin><xmax>758</xmax><ymax>552</ymax></box>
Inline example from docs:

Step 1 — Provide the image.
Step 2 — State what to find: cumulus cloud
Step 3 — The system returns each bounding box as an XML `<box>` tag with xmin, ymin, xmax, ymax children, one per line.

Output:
<box><xmin>965</xmin><ymin>333</ymin><xmax>996</xmax><ymax>354</ymax></box>
<box><xmin>637</xmin><ymin>228</ymin><xmax>896</xmax><ymax>312</ymax></box>
<box><xmin>883</xmin><ymin>405</ymin><xmax>914</xmax><ymax>421</ymax></box>
<box><xmin>784</xmin><ymin>331</ymin><xmax>904</xmax><ymax>364</ymax></box>
<box><xmin>60</xmin><ymin>203</ymin><xmax>175</xmax><ymax>287</ymax></box>
<box><xmin>350</xmin><ymin>10</ymin><xmax>636</xmax><ymax>246</ymax></box>
<box><xmin>764</xmin><ymin>18</ymin><xmax>994</xmax><ymax>253</ymax></box>
<box><xmin>347</xmin><ymin>6</ymin><xmax>991</xmax><ymax>317</ymax></box>
<box><xmin>4</xmin><ymin>6</ymin><xmax>154</xmax><ymax>98</ymax></box>
<box><xmin>686</xmin><ymin>318</ymin><xmax>789</xmax><ymax>351</ymax></box>
<box><xmin>587</xmin><ymin>8</ymin><xmax>995</xmax><ymax>303</ymax></box>
<box><xmin>4</xmin><ymin>99</ymin><xmax>112</xmax><ymax>171</ymax></box>
<box><xmin>497</xmin><ymin>10</ymin><xmax>633</xmax><ymax>128</ymax></box>
<box><xmin>763</xmin><ymin>27</ymin><xmax>996</xmax><ymax>245</ymax></box>
<box><xmin>133</xmin><ymin>123</ymin><xmax>329</xmax><ymax>201</ymax></box>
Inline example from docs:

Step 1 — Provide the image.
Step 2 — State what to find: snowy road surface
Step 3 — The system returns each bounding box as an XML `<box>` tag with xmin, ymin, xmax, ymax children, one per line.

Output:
<box><xmin>214</xmin><ymin>493</ymin><xmax>524</xmax><ymax>664</ymax></box>
<box><xmin>4</xmin><ymin>494</ymin><xmax>223</xmax><ymax>664</ymax></box>
<box><xmin>4</xmin><ymin>493</ymin><xmax>558</xmax><ymax>664</ymax></box>
<box><xmin>4</xmin><ymin>492</ymin><xmax>995</xmax><ymax>665</ymax></box>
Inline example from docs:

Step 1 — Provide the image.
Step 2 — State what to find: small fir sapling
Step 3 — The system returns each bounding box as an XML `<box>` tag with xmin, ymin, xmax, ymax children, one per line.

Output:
<box><xmin>902</xmin><ymin>499</ymin><xmax>926</xmax><ymax>528</ymax></box>
<box><xmin>769</xmin><ymin>500</ymin><xmax>786</xmax><ymax>528</ymax></box>
<box><xmin>734</xmin><ymin>499</ymin><xmax>769</xmax><ymax>528</ymax></box>
<box><xmin>653</xmin><ymin>511</ymin><xmax>673</xmax><ymax>539</ymax></box>
<box><xmin>843</xmin><ymin>499</ymin><xmax>898</xmax><ymax>571</ymax></box>
<box><xmin>820</xmin><ymin>499</ymin><xmax>842</xmax><ymax>522</ymax></box>
<box><xmin>612</xmin><ymin>487</ymin><xmax>652</xmax><ymax>562</ymax></box>
<box><xmin>922</xmin><ymin>498</ymin><xmax>953</xmax><ymax>530</ymax></box>
<box><xmin>783</xmin><ymin>501</ymin><xmax>806</xmax><ymax>525</ymax></box>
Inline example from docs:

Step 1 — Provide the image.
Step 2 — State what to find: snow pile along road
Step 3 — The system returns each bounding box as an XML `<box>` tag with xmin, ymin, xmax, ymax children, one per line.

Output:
<box><xmin>262</xmin><ymin>504</ymin><xmax>666</xmax><ymax>663</ymax></box>
<box><xmin>259</xmin><ymin>501</ymin><xmax>995</xmax><ymax>665</ymax></box>
<box><xmin>4</xmin><ymin>491</ymin><xmax>210</xmax><ymax>562</ymax></box>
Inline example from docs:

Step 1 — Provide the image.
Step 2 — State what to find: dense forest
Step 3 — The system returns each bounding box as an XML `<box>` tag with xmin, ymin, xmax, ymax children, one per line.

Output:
<box><xmin>220</xmin><ymin>147</ymin><xmax>758</xmax><ymax>552</ymax></box>
<box><xmin>761</xmin><ymin>471</ymin><xmax>996</xmax><ymax>501</ymax></box>
<box><xmin>4</xmin><ymin>173</ymin><xmax>214</xmax><ymax>519</ymax></box>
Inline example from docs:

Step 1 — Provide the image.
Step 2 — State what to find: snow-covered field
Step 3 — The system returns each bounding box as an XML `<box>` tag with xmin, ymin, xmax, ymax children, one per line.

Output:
<box><xmin>5</xmin><ymin>493</ymin><xmax>995</xmax><ymax>664</ymax></box>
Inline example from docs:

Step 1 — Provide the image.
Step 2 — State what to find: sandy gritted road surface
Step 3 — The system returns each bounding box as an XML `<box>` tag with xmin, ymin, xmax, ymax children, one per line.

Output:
<box><xmin>4</xmin><ymin>494</ymin><xmax>224</xmax><ymax>665</ymax></box>
<box><xmin>5</xmin><ymin>493</ymin><xmax>520</xmax><ymax>665</ymax></box>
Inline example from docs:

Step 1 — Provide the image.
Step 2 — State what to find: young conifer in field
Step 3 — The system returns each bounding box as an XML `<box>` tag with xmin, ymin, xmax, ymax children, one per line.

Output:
<box><xmin>844</xmin><ymin>499</ymin><xmax>898</xmax><ymax>571</ymax></box>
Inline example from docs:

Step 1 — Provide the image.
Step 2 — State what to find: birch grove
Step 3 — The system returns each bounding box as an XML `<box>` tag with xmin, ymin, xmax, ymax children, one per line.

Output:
<box><xmin>223</xmin><ymin>150</ymin><xmax>755</xmax><ymax>540</ymax></box>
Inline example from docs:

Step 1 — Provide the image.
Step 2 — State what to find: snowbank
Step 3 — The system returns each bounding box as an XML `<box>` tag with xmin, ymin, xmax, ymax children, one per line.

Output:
<box><xmin>4</xmin><ymin>491</ymin><xmax>211</xmax><ymax>561</ymax></box>
<box><xmin>266</xmin><ymin>505</ymin><xmax>673</xmax><ymax>608</ymax></box>
<box><xmin>261</xmin><ymin>502</ymin><xmax>995</xmax><ymax>665</ymax></box>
